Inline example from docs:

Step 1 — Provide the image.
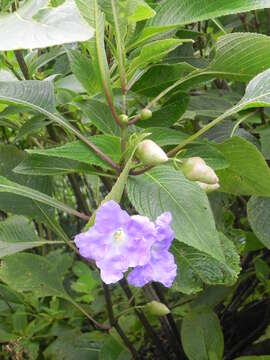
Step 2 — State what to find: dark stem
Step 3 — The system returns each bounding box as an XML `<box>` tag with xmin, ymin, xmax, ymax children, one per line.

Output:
<box><xmin>14</xmin><ymin>50</ymin><xmax>30</xmax><ymax>80</ymax></box>
<box><xmin>104</xmin><ymin>87</ymin><xmax>123</xmax><ymax>128</ymax></box>
<box><xmin>152</xmin><ymin>283</ymin><xmax>182</xmax><ymax>345</ymax></box>
<box><xmin>252</xmin><ymin>10</ymin><xmax>261</xmax><ymax>33</ymax></box>
<box><xmin>68</xmin><ymin>174</ymin><xmax>90</xmax><ymax>215</ymax></box>
<box><xmin>145</xmin><ymin>284</ymin><xmax>184</xmax><ymax>358</ymax></box>
<box><xmin>265</xmin><ymin>9</ymin><xmax>270</xmax><ymax>35</ymax></box>
<box><xmin>103</xmin><ymin>283</ymin><xmax>139</xmax><ymax>359</ymax></box>
<box><xmin>120</xmin><ymin>279</ymin><xmax>169</xmax><ymax>359</ymax></box>
<box><xmin>238</xmin><ymin>13</ymin><xmax>249</xmax><ymax>32</ymax></box>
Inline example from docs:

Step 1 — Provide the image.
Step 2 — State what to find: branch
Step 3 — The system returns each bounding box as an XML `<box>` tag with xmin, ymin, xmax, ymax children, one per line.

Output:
<box><xmin>103</xmin><ymin>283</ymin><xmax>139</xmax><ymax>359</ymax></box>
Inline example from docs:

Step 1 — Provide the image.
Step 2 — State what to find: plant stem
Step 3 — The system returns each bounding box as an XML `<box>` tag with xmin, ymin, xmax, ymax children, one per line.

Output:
<box><xmin>120</xmin><ymin>279</ymin><xmax>169</xmax><ymax>359</ymax></box>
<box><xmin>103</xmin><ymin>283</ymin><xmax>139</xmax><ymax>359</ymax></box>
<box><xmin>68</xmin><ymin>297</ymin><xmax>110</xmax><ymax>331</ymax></box>
<box><xmin>14</xmin><ymin>50</ymin><xmax>30</xmax><ymax>80</ymax></box>
<box><xmin>167</xmin><ymin>107</ymin><xmax>236</xmax><ymax>157</ymax></box>
<box><xmin>144</xmin><ymin>284</ymin><xmax>183</xmax><ymax>358</ymax></box>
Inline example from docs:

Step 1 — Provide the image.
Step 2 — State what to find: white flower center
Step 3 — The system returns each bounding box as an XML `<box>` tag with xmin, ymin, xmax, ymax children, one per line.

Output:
<box><xmin>113</xmin><ymin>228</ymin><xmax>126</xmax><ymax>246</ymax></box>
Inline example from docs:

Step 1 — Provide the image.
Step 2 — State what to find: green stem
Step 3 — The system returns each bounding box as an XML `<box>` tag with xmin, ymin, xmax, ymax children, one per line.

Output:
<box><xmin>167</xmin><ymin>106</ymin><xmax>238</xmax><ymax>157</ymax></box>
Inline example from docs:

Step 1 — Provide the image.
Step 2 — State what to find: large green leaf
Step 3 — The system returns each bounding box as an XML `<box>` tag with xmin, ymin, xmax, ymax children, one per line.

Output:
<box><xmin>147</xmin><ymin>0</ymin><xmax>270</xmax><ymax>28</ymax></box>
<box><xmin>215</xmin><ymin>137</ymin><xmax>270</xmax><ymax>196</ymax></box>
<box><xmin>27</xmin><ymin>135</ymin><xmax>121</xmax><ymax>169</ymax></box>
<box><xmin>0</xmin><ymin>216</ymin><xmax>58</xmax><ymax>258</ymax></box>
<box><xmin>127</xmin><ymin>166</ymin><xmax>224</xmax><ymax>262</ymax></box>
<box><xmin>132</xmin><ymin>34</ymin><xmax>270</xmax><ymax>99</ymax></box>
<box><xmin>0</xmin><ymin>0</ymin><xmax>94</xmax><ymax>50</ymax></box>
<box><xmin>247</xmin><ymin>196</ymin><xmax>270</xmax><ymax>249</ymax></box>
<box><xmin>0</xmin><ymin>252</ymin><xmax>71</xmax><ymax>297</ymax></box>
<box><xmin>209</xmin><ymin>33</ymin><xmax>270</xmax><ymax>81</ymax></box>
<box><xmin>173</xmin><ymin>233</ymin><xmax>240</xmax><ymax>294</ymax></box>
<box><xmin>181</xmin><ymin>307</ymin><xmax>224</xmax><ymax>360</ymax></box>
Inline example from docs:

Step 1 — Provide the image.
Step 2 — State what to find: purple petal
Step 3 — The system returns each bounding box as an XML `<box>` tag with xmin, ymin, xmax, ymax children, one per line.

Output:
<box><xmin>94</xmin><ymin>200</ymin><xmax>130</xmax><ymax>233</ymax></box>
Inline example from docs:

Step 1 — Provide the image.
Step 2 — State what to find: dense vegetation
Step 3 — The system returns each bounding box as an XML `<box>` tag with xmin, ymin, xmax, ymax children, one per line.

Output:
<box><xmin>0</xmin><ymin>0</ymin><xmax>270</xmax><ymax>359</ymax></box>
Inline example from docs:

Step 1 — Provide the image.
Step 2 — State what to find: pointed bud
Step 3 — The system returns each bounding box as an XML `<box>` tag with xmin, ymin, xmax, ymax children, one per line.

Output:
<box><xmin>146</xmin><ymin>301</ymin><xmax>170</xmax><ymax>316</ymax></box>
<box><xmin>119</xmin><ymin>114</ymin><xmax>129</xmax><ymax>125</ymax></box>
<box><xmin>197</xmin><ymin>181</ymin><xmax>220</xmax><ymax>193</ymax></box>
<box><xmin>140</xmin><ymin>108</ymin><xmax>152</xmax><ymax>120</ymax></box>
<box><xmin>181</xmin><ymin>157</ymin><xmax>219</xmax><ymax>185</ymax></box>
<box><xmin>136</xmin><ymin>140</ymin><xmax>168</xmax><ymax>166</ymax></box>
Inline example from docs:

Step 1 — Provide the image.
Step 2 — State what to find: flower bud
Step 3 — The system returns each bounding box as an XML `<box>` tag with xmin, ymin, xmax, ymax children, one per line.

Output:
<box><xmin>197</xmin><ymin>181</ymin><xmax>220</xmax><ymax>193</ymax></box>
<box><xmin>181</xmin><ymin>157</ymin><xmax>219</xmax><ymax>185</ymax></box>
<box><xmin>146</xmin><ymin>301</ymin><xmax>170</xmax><ymax>316</ymax></box>
<box><xmin>119</xmin><ymin>114</ymin><xmax>129</xmax><ymax>125</ymax></box>
<box><xmin>140</xmin><ymin>108</ymin><xmax>152</xmax><ymax>120</ymax></box>
<box><xmin>136</xmin><ymin>140</ymin><xmax>168</xmax><ymax>166</ymax></box>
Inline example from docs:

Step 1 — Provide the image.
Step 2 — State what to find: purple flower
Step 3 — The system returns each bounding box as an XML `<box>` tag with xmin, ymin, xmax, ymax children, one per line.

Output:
<box><xmin>74</xmin><ymin>201</ymin><xmax>156</xmax><ymax>284</ymax></box>
<box><xmin>128</xmin><ymin>212</ymin><xmax>177</xmax><ymax>288</ymax></box>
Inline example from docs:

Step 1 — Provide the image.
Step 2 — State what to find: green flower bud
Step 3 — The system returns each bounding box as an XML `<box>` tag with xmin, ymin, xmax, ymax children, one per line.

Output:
<box><xmin>181</xmin><ymin>157</ymin><xmax>219</xmax><ymax>185</ymax></box>
<box><xmin>119</xmin><ymin>114</ymin><xmax>129</xmax><ymax>125</ymax></box>
<box><xmin>136</xmin><ymin>140</ymin><xmax>168</xmax><ymax>166</ymax></box>
<box><xmin>146</xmin><ymin>301</ymin><xmax>170</xmax><ymax>316</ymax></box>
<box><xmin>140</xmin><ymin>108</ymin><xmax>152</xmax><ymax>120</ymax></box>
<box><xmin>197</xmin><ymin>181</ymin><xmax>220</xmax><ymax>193</ymax></box>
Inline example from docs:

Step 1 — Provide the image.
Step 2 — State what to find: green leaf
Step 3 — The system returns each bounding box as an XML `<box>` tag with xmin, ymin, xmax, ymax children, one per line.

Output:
<box><xmin>0</xmin><ymin>252</ymin><xmax>71</xmax><ymax>297</ymax></box>
<box><xmin>0</xmin><ymin>80</ymin><xmax>113</xmax><ymax>162</ymax></box>
<box><xmin>235</xmin><ymin>357</ymin><xmax>270</xmax><ymax>360</ymax></box>
<box><xmin>137</xmin><ymin>96</ymin><xmax>189</xmax><ymax>128</ymax></box>
<box><xmin>66</xmin><ymin>48</ymin><xmax>100</xmax><ymax>96</ymax></box>
<box><xmin>127</xmin><ymin>166</ymin><xmax>224</xmax><ymax>262</ymax></box>
<box><xmin>0</xmin><ymin>215</ymin><xmax>59</xmax><ymax>258</ymax></box>
<box><xmin>172</xmin><ymin>233</ymin><xmax>240</xmax><ymax>294</ymax></box>
<box><xmin>0</xmin><ymin>0</ymin><xmax>94</xmax><ymax>50</ymax></box>
<box><xmin>76</xmin><ymin>99</ymin><xmax>120</xmax><ymax>135</ymax></box>
<box><xmin>147</xmin><ymin>127</ymin><xmax>188</xmax><ymax>146</ymax></box>
<box><xmin>215</xmin><ymin>137</ymin><xmax>270</xmax><ymax>196</ymax></box>
<box><xmin>76</xmin><ymin>0</ymin><xmax>113</xmax><ymax>100</ymax></box>
<box><xmin>181</xmin><ymin>307</ymin><xmax>224</xmax><ymax>360</ymax></box>
<box><xmin>147</xmin><ymin>0</ymin><xmax>270</xmax><ymax>28</ymax></box>
<box><xmin>127</xmin><ymin>0</ymin><xmax>155</xmax><ymax>23</ymax></box>
<box><xmin>0</xmin><ymin>144</ymin><xmax>52</xmax><ymax>219</ymax></box>
<box><xmin>210</xmin><ymin>33</ymin><xmax>270</xmax><ymax>82</ymax></box>
<box><xmin>132</xmin><ymin>63</ymin><xmax>195</xmax><ymax>96</ymax></box>
<box><xmin>44</xmin><ymin>330</ymin><xmax>101</xmax><ymax>360</ymax></box>
<box><xmin>0</xmin><ymin>80</ymin><xmax>56</xmax><ymax>113</ymax></box>
<box><xmin>0</xmin><ymin>176</ymin><xmax>87</xmax><ymax>219</ymax></box>
<box><xmin>14</xmin><ymin>154</ymin><xmax>95</xmax><ymax>176</ymax></box>
<box><xmin>27</xmin><ymin>135</ymin><xmax>121</xmax><ymax>170</ymax></box>
<box><xmin>184</xmin><ymin>143</ymin><xmax>229</xmax><ymax>171</ymax></box>
<box><xmin>128</xmin><ymin>39</ymin><xmax>183</xmax><ymax>79</ymax></box>
<box><xmin>247</xmin><ymin>196</ymin><xmax>270</xmax><ymax>249</ymax></box>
